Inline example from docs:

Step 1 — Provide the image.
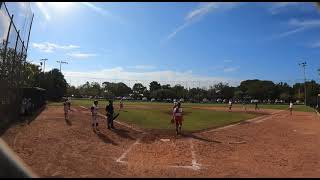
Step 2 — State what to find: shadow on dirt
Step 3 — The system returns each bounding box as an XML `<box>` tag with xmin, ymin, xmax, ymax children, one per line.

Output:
<box><xmin>139</xmin><ymin>129</ymin><xmax>222</xmax><ymax>144</ymax></box>
<box><xmin>140</xmin><ymin>134</ymin><xmax>158</xmax><ymax>144</ymax></box>
<box><xmin>111</xmin><ymin>128</ymin><xmax>136</xmax><ymax>140</ymax></box>
<box><xmin>181</xmin><ymin>133</ymin><xmax>222</xmax><ymax>143</ymax></box>
<box><xmin>27</xmin><ymin>106</ymin><xmax>46</xmax><ymax>125</ymax></box>
<box><xmin>0</xmin><ymin>106</ymin><xmax>46</xmax><ymax>136</ymax></box>
<box><xmin>96</xmin><ymin>132</ymin><xmax>118</xmax><ymax>146</ymax></box>
<box><xmin>65</xmin><ymin>118</ymin><xmax>72</xmax><ymax>126</ymax></box>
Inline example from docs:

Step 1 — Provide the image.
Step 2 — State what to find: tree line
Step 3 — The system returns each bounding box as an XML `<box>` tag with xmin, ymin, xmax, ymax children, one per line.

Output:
<box><xmin>66</xmin><ymin>79</ymin><xmax>320</xmax><ymax>105</ymax></box>
<box><xmin>23</xmin><ymin>62</ymin><xmax>67</xmax><ymax>101</ymax></box>
<box><xmin>21</xmin><ymin>62</ymin><xmax>320</xmax><ymax>106</ymax></box>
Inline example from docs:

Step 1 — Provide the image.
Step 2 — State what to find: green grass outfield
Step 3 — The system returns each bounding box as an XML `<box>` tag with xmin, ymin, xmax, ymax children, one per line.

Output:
<box><xmin>48</xmin><ymin>99</ymin><xmax>315</xmax><ymax>132</ymax></box>
<box><xmin>106</xmin><ymin>107</ymin><xmax>257</xmax><ymax>132</ymax></box>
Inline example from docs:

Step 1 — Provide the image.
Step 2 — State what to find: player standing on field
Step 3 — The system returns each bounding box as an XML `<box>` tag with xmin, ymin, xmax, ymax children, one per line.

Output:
<box><xmin>172</xmin><ymin>102</ymin><xmax>183</xmax><ymax>135</ymax></box>
<box><xmin>119</xmin><ymin>99</ymin><xmax>124</xmax><ymax>111</ymax></box>
<box><xmin>63</xmin><ymin>98</ymin><xmax>69</xmax><ymax>120</ymax></box>
<box><xmin>173</xmin><ymin>99</ymin><xmax>178</xmax><ymax>111</ymax></box>
<box><xmin>106</xmin><ymin>100</ymin><xmax>115</xmax><ymax>129</ymax></box>
<box><xmin>91</xmin><ymin>100</ymin><xmax>99</xmax><ymax>132</ymax></box>
<box><xmin>242</xmin><ymin>100</ymin><xmax>247</xmax><ymax>111</ymax></box>
<box><xmin>67</xmin><ymin>97</ymin><xmax>71</xmax><ymax>110</ymax></box>
<box><xmin>228</xmin><ymin>99</ymin><xmax>233</xmax><ymax>112</ymax></box>
<box><xmin>289</xmin><ymin>101</ymin><xmax>293</xmax><ymax>115</ymax></box>
<box><xmin>255</xmin><ymin>101</ymin><xmax>259</xmax><ymax>111</ymax></box>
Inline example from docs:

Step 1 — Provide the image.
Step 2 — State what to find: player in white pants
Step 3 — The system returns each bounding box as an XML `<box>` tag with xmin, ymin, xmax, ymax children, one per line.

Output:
<box><xmin>228</xmin><ymin>100</ymin><xmax>233</xmax><ymax>112</ymax></box>
<box><xmin>91</xmin><ymin>100</ymin><xmax>99</xmax><ymax>132</ymax></box>
<box><xmin>289</xmin><ymin>101</ymin><xmax>293</xmax><ymax>115</ymax></box>
<box><xmin>63</xmin><ymin>98</ymin><xmax>70</xmax><ymax>120</ymax></box>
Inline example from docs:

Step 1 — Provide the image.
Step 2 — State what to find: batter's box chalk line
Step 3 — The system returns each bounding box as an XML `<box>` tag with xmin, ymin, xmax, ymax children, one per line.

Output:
<box><xmin>115</xmin><ymin>136</ymin><xmax>205</xmax><ymax>171</ymax></box>
<box><xmin>115</xmin><ymin>138</ymin><xmax>142</xmax><ymax>165</ymax></box>
<box><xmin>168</xmin><ymin>138</ymin><xmax>204</xmax><ymax>171</ymax></box>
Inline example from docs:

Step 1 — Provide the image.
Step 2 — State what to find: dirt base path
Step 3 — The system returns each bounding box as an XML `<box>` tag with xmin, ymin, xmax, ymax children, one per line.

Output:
<box><xmin>1</xmin><ymin>106</ymin><xmax>320</xmax><ymax>177</ymax></box>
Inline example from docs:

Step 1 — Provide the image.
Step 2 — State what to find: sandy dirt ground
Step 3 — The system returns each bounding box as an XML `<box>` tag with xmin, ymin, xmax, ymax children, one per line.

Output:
<box><xmin>1</xmin><ymin>105</ymin><xmax>320</xmax><ymax>177</ymax></box>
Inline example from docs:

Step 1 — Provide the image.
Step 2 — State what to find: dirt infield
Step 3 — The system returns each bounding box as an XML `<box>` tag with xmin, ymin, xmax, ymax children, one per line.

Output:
<box><xmin>1</xmin><ymin>106</ymin><xmax>320</xmax><ymax>177</ymax></box>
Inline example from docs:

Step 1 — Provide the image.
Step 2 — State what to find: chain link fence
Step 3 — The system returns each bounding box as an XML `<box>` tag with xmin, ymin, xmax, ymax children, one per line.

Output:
<box><xmin>0</xmin><ymin>2</ymin><xmax>34</xmax><ymax>123</ymax></box>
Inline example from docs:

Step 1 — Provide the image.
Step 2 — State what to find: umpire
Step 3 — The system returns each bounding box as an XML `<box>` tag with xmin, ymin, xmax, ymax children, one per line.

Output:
<box><xmin>105</xmin><ymin>100</ymin><xmax>115</xmax><ymax>129</ymax></box>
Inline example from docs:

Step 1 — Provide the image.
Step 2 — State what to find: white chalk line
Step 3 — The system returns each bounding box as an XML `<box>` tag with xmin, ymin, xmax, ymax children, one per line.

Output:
<box><xmin>249</xmin><ymin>110</ymin><xmax>286</xmax><ymax>124</ymax></box>
<box><xmin>13</xmin><ymin>133</ymin><xmax>20</xmax><ymax>149</ymax></box>
<box><xmin>115</xmin><ymin>136</ymin><xmax>204</xmax><ymax>171</ymax></box>
<box><xmin>80</xmin><ymin>105</ymin><xmax>149</xmax><ymax>166</ymax></box>
<box><xmin>115</xmin><ymin>138</ymin><xmax>141</xmax><ymax>165</ymax></box>
<box><xmin>171</xmin><ymin>109</ymin><xmax>286</xmax><ymax>171</ymax></box>
<box><xmin>190</xmin><ymin>138</ymin><xmax>202</xmax><ymax>170</ymax></box>
<box><xmin>167</xmin><ymin>138</ymin><xmax>203</xmax><ymax>171</ymax></box>
<box><xmin>200</xmin><ymin>110</ymin><xmax>286</xmax><ymax>134</ymax></box>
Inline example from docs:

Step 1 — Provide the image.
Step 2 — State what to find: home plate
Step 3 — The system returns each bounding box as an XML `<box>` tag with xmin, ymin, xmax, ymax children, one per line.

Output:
<box><xmin>160</xmin><ymin>139</ymin><xmax>170</xmax><ymax>142</ymax></box>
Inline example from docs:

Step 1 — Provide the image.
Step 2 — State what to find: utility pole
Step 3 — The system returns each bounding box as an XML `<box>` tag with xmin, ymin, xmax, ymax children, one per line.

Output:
<box><xmin>56</xmin><ymin>60</ymin><xmax>68</xmax><ymax>72</ymax></box>
<box><xmin>198</xmin><ymin>81</ymin><xmax>201</xmax><ymax>103</ymax></box>
<box><xmin>40</xmin><ymin>58</ymin><xmax>48</xmax><ymax>72</ymax></box>
<box><xmin>299</xmin><ymin>61</ymin><xmax>307</xmax><ymax>105</ymax></box>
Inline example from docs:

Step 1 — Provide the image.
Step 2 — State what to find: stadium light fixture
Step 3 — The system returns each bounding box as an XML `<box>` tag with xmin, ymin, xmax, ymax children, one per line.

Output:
<box><xmin>40</xmin><ymin>58</ymin><xmax>48</xmax><ymax>72</ymax></box>
<box><xmin>56</xmin><ymin>60</ymin><xmax>68</xmax><ymax>72</ymax></box>
<box><xmin>298</xmin><ymin>61</ymin><xmax>307</xmax><ymax>105</ymax></box>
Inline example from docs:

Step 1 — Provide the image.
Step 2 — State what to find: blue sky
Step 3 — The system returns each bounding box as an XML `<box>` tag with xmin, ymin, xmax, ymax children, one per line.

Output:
<box><xmin>16</xmin><ymin>2</ymin><xmax>320</xmax><ymax>87</ymax></box>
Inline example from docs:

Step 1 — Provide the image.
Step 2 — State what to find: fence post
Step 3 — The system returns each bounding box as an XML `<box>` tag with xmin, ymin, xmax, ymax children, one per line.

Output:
<box><xmin>25</xmin><ymin>13</ymin><xmax>34</xmax><ymax>54</ymax></box>
<box><xmin>13</xmin><ymin>30</ymin><xmax>20</xmax><ymax>63</ymax></box>
<box><xmin>3</xmin><ymin>14</ymin><xmax>14</xmax><ymax>62</ymax></box>
<box><xmin>20</xmin><ymin>41</ymin><xmax>25</xmax><ymax>86</ymax></box>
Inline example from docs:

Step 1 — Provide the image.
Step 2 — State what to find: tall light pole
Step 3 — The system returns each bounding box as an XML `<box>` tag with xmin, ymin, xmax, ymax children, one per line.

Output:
<box><xmin>56</xmin><ymin>60</ymin><xmax>68</xmax><ymax>72</ymax></box>
<box><xmin>40</xmin><ymin>58</ymin><xmax>48</xmax><ymax>72</ymax></box>
<box><xmin>299</xmin><ymin>61</ymin><xmax>307</xmax><ymax>105</ymax></box>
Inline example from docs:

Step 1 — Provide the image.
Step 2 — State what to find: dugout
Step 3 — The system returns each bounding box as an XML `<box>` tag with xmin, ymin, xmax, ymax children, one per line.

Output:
<box><xmin>20</xmin><ymin>87</ymin><xmax>46</xmax><ymax>115</ymax></box>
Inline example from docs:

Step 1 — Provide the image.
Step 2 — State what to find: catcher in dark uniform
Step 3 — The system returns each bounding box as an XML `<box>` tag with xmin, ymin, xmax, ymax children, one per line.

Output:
<box><xmin>105</xmin><ymin>100</ymin><xmax>119</xmax><ymax>129</ymax></box>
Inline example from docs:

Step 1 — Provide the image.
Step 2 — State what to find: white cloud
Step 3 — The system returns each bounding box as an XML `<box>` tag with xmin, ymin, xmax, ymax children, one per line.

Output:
<box><xmin>35</xmin><ymin>2</ymin><xmax>51</xmax><ymax>21</ymax></box>
<box><xmin>33</xmin><ymin>2</ymin><xmax>123</xmax><ymax>23</ymax></box>
<box><xmin>289</xmin><ymin>18</ymin><xmax>320</xmax><ymax>27</ymax></box>
<box><xmin>80</xmin><ymin>2</ymin><xmax>111</xmax><ymax>17</ymax></box>
<box><xmin>268</xmin><ymin>2</ymin><xmax>302</xmax><ymax>15</ymax></box>
<box><xmin>165</xmin><ymin>23</ymin><xmax>190</xmax><ymax>43</ymax></box>
<box><xmin>276</xmin><ymin>27</ymin><xmax>306</xmax><ymax>38</ymax></box>
<box><xmin>32</xmin><ymin>42</ymin><xmax>80</xmax><ymax>53</ymax></box>
<box><xmin>223</xmin><ymin>60</ymin><xmax>233</xmax><ymax>63</ymax></box>
<box><xmin>273</xmin><ymin>19</ymin><xmax>320</xmax><ymax>39</ymax></box>
<box><xmin>127</xmin><ymin>65</ymin><xmax>156</xmax><ymax>70</ymax></box>
<box><xmin>309</xmin><ymin>40</ymin><xmax>320</xmax><ymax>48</ymax></box>
<box><xmin>186</xmin><ymin>2</ymin><xmax>237</xmax><ymax>21</ymax></box>
<box><xmin>67</xmin><ymin>52</ymin><xmax>97</xmax><ymax>59</ymax></box>
<box><xmin>223</xmin><ymin>66</ymin><xmax>239</xmax><ymax>72</ymax></box>
<box><xmin>77</xmin><ymin>2</ymin><xmax>125</xmax><ymax>24</ymax></box>
<box><xmin>0</xmin><ymin>10</ymin><xmax>10</xmax><ymax>40</ymax></box>
<box><xmin>164</xmin><ymin>2</ymin><xmax>240</xmax><ymax>42</ymax></box>
<box><xmin>63</xmin><ymin>67</ymin><xmax>240</xmax><ymax>88</ymax></box>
